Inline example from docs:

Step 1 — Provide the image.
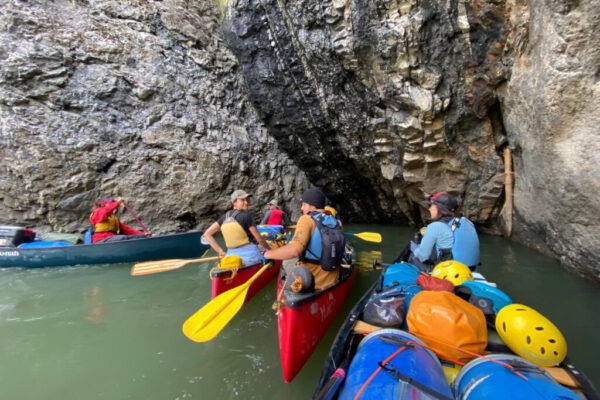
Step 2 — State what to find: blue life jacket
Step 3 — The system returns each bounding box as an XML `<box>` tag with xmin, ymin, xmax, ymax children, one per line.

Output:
<box><xmin>301</xmin><ymin>211</ymin><xmax>345</xmax><ymax>271</ymax></box>
<box><xmin>448</xmin><ymin>217</ymin><xmax>480</xmax><ymax>267</ymax></box>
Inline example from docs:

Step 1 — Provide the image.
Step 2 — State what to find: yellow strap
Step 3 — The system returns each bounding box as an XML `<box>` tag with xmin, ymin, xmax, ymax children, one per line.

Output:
<box><xmin>225</xmin><ymin>266</ymin><xmax>239</xmax><ymax>281</ymax></box>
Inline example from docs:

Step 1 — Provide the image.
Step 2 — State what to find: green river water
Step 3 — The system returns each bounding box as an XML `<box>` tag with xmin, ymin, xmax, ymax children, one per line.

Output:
<box><xmin>1</xmin><ymin>224</ymin><xmax>598</xmax><ymax>399</ymax></box>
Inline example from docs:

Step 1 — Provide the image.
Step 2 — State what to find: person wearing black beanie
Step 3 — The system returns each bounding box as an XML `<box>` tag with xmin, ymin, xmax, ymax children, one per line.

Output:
<box><xmin>300</xmin><ymin>188</ymin><xmax>326</xmax><ymax>209</ymax></box>
<box><xmin>263</xmin><ymin>188</ymin><xmax>345</xmax><ymax>290</ymax></box>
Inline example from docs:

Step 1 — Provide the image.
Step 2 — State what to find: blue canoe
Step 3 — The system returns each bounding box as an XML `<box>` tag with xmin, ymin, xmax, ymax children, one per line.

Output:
<box><xmin>0</xmin><ymin>230</ymin><xmax>208</xmax><ymax>268</ymax></box>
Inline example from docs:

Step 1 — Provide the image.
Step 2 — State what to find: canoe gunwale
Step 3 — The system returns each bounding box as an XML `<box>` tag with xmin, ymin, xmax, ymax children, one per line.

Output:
<box><xmin>281</xmin><ymin>269</ymin><xmax>355</xmax><ymax>308</ymax></box>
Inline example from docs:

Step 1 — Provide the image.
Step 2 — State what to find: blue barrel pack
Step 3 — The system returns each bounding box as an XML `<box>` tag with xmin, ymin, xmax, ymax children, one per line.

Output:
<box><xmin>452</xmin><ymin>353</ymin><xmax>579</xmax><ymax>399</ymax></box>
<box><xmin>382</xmin><ymin>262</ymin><xmax>420</xmax><ymax>288</ymax></box>
<box><xmin>381</xmin><ymin>263</ymin><xmax>422</xmax><ymax>316</ymax></box>
<box><xmin>338</xmin><ymin>329</ymin><xmax>453</xmax><ymax>400</ymax></box>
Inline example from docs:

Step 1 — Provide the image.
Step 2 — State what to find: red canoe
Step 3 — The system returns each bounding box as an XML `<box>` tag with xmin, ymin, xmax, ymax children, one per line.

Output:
<box><xmin>210</xmin><ymin>225</ymin><xmax>287</xmax><ymax>301</ymax></box>
<box><xmin>210</xmin><ymin>259</ymin><xmax>282</xmax><ymax>302</ymax></box>
<box><xmin>277</xmin><ymin>251</ymin><xmax>355</xmax><ymax>383</ymax></box>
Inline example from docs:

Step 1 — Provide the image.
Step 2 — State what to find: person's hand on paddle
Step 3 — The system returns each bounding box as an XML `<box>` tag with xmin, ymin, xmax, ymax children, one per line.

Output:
<box><xmin>144</xmin><ymin>231</ymin><xmax>152</xmax><ymax>237</ymax></box>
<box><xmin>116</xmin><ymin>197</ymin><xmax>125</xmax><ymax>213</ymax></box>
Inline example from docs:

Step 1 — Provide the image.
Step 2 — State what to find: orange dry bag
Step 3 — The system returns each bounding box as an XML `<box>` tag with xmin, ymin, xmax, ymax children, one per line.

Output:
<box><xmin>407</xmin><ymin>290</ymin><xmax>487</xmax><ymax>363</ymax></box>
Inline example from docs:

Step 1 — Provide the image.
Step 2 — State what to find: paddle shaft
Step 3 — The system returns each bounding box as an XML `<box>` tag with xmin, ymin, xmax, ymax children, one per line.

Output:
<box><xmin>314</xmin><ymin>369</ymin><xmax>345</xmax><ymax>400</ymax></box>
<box><xmin>123</xmin><ymin>202</ymin><xmax>150</xmax><ymax>233</ymax></box>
<box><xmin>131</xmin><ymin>256</ymin><xmax>220</xmax><ymax>276</ymax></box>
<box><xmin>289</xmin><ymin>227</ymin><xmax>380</xmax><ymax>243</ymax></box>
<box><xmin>314</xmin><ymin>334</ymin><xmax>357</xmax><ymax>400</ymax></box>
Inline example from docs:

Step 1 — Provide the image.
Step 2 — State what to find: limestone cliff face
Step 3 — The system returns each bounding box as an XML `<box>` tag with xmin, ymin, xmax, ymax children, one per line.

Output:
<box><xmin>0</xmin><ymin>0</ymin><xmax>597</xmax><ymax>280</ymax></box>
<box><xmin>0</xmin><ymin>0</ymin><xmax>312</xmax><ymax>233</ymax></box>
<box><xmin>222</xmin><ymin>0</ymin><xmax>523</xmax><ymax>228</ymax></box>
<box><xmin>498</xmin><ymin>0</ymin><xmax>600</xmax><ymax>280</ymax></box>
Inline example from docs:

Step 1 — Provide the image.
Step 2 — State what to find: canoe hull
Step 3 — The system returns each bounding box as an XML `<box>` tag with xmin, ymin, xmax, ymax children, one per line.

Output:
<box><xmin>0</xmin><ymin>231</ymin><xmax>208</xmax><ymax>268</ymax></box>
<box><xmin>278</xmin><ymin>268</ymin><xmax>355</xmax><ymax>383</ymax></box>
<box><xmin>210</xmin><ymin>260</ymin><xmax>282</xmax><ymax>303</ymax></box>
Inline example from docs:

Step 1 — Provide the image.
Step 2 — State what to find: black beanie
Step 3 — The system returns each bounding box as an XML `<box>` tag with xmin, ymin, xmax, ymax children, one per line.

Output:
<box><xmin>301</xmin><ymin>188</ymin><xmax>326</xmax><ymax>209</ymax></box>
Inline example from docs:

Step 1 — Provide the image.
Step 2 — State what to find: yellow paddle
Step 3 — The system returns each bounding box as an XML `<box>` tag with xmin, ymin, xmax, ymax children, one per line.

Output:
<box><xmin>182</xmin><ymin>261</ymin><xmax>274</xmax><ymax>342</ymax></box>
<box><xmin>130</xmin><ymin>256</ymin><xmax>220</xmax><ymax>276</ymax></box>
<box><xmin>344</xmin><ymin>232</ymin><xmax>382</xmax><ymax>243</ymax></box>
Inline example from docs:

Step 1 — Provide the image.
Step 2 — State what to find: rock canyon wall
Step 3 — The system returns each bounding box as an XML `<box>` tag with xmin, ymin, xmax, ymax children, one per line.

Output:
<box><xmin>0</xmin><ymin>0</ymin><xmax>597</xmax><ymax>280</ymax></box>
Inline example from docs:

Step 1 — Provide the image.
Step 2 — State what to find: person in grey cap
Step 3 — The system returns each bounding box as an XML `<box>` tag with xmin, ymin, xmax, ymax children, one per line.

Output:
<box><xmin>399</xmin><ymin>191</ymin><xmax>479</xmax><ymax>272</ymax></box>
<box><xmin>260</xmin><ymin>199</ymin><xmax>292</xmax><ymax>227</ymax></box>
<box><xmin>202</xmin><ymin>189</ymin><xmax>271</xmax><ymax>265</ymax></box>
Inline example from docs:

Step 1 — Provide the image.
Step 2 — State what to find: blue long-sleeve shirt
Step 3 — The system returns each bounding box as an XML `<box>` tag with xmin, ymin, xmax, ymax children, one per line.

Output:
<box><xmin>413</xmin><ymin>221</ymin><xmax>454</xmax><ymax>262</ymax></box>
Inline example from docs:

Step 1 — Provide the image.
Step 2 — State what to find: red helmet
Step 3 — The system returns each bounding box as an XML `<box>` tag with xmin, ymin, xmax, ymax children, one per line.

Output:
<box><xmin>423</xmin><ymin>192</ymin><xmax>458</xmax><ymax>211</ymax></box>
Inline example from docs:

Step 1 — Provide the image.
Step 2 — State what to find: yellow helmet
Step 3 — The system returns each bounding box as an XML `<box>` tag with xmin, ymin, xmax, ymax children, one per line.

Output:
<box><xmin>495</xmin><ymin>304</ymin><xmax>567</xmax><ymax>367</ymax></box>
<box><xmin>431</xmin><ymin>260</ymin><xmax>473</xmax><ymax>286</ymax></box>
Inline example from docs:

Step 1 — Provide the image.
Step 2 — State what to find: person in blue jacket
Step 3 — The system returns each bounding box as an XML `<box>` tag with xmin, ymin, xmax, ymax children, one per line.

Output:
<box><xmin>402</xmin><ymin>192</ymin><xmax>480</xmax><ymax>272</ymax></box>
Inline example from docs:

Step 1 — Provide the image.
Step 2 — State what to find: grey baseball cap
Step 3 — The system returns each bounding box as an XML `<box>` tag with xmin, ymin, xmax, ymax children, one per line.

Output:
<box><xmin>230</xmin><ymin>189</ymin><xmax>252</xmax><ymax>203</ymax></box>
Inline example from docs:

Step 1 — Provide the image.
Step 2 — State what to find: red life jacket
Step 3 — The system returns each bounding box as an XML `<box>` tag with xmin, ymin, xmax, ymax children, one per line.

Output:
<box><xmin>267</xmin><ymin>209</ymin><xmax>283</xmax><ymax>225</ymax></box>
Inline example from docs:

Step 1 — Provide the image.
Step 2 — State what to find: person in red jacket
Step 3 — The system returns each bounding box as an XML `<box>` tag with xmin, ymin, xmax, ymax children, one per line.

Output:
<box><xmin>260</xmin><ymin>199</ymin><xmax>292</xmax><ymax>227</ymax></box>
<box><xmin>89</xmin><ymin>197</ymin><xmax>149</xmax><ymax>243</ymax></box>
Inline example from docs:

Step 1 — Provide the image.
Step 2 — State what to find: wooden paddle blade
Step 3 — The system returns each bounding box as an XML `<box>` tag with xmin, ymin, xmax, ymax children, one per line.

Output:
<box><xmin>346</xmin><ymin>232</ymin><xmax>382</xmax><ymax>243</ymax></box>
<box><xmin>182</xmin><ymin>262</ymin><xmax>272</xmax><ymax>342</ymax></box>
<box><xmin>131</xmin><ymin>259</ymin><xmax>190</xmax><ymax>276</ymax></box>
<box><xmin>182</xmin><ymin>284</ymin><xmax>248</xmax><ymax>342</ymax></box>
<box><xmin>130</xmin><ymin>256</ymin><xmax>219</xmax><ymax>276</ymax></box>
